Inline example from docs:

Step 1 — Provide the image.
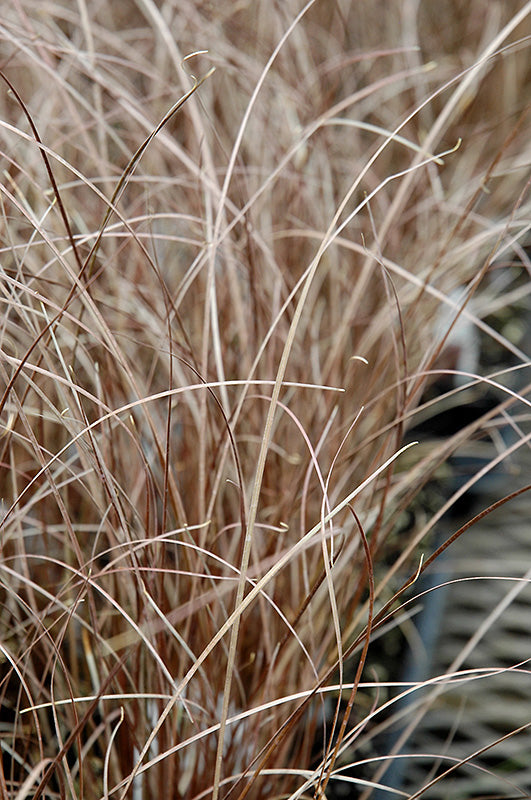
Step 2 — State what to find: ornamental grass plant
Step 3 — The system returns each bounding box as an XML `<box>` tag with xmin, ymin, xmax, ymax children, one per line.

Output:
<box><xmin>1</xmin><ymin>2</ymin><xmax>530</xmax><ymax>798</ymax></box>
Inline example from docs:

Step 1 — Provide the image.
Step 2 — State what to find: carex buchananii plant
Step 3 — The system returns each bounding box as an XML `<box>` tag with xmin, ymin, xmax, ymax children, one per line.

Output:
<box><xmin>0</xmin><ymin>2</ymin><xmax>530</xmax><ymax>799</ymax></box>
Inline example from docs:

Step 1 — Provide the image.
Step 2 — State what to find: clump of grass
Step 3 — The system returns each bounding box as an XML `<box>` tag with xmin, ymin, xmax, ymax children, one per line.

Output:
<box><xmin>0</xmin><ymin>2</ymin><xmax>530</xmax><ymax>799</ymax></box>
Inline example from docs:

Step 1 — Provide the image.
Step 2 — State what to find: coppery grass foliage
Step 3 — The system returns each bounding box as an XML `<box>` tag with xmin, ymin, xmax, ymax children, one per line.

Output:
<box><xmin>0</xmin><ymin>1</ymin><xmax>530</xmax><ymax>798</ymax></box>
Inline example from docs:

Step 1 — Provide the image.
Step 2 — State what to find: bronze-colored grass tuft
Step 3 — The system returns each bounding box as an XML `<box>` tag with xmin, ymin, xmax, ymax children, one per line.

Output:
<box><xmin>0</xmin><ymin>2</ymin><xmax>530</xmax><ymax>799</ymax></box>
